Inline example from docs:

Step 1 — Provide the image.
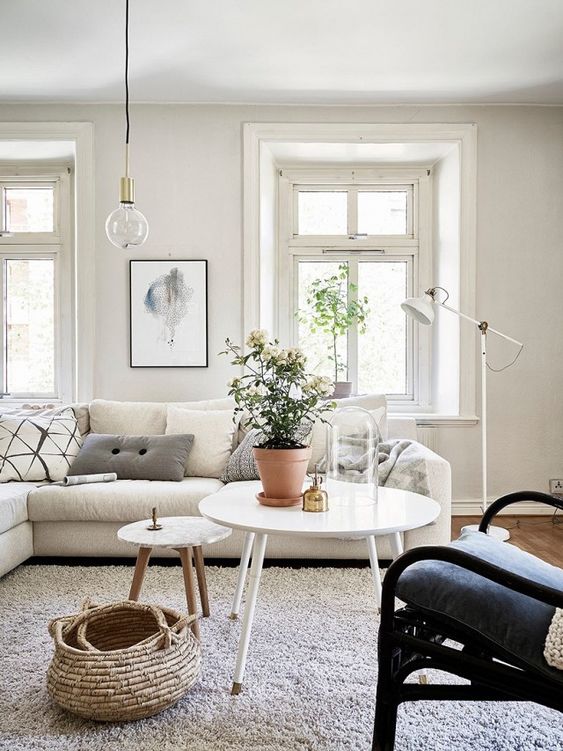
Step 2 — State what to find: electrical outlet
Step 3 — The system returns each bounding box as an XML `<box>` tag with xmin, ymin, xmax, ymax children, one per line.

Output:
<box><xmin>549</xmin><ymin>479</ymin><xmax>563</xmax><ymax>495</ymax></box>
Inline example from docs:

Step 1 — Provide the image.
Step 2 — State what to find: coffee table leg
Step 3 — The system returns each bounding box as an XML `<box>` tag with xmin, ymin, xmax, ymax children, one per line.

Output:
<box><xmin>230</xmin><ymin>531</ymin><xmax>255</xmax><ymax>620</ymax></box>
<box><xmin>366</xmin><ymin>536</ymin><xmax>382</xmax><ymax>608</ymax></box>
<box><xmin>128</xmin><ymin>546</ymin><xmax>152</xmax><ymax>601</ymax></box>
<box><xmin>177</xmin><ymin>547</ymin><xmax>200</xmax><ymax>640</ymax></box>
<box><xmin>193</xmin><ymin>546</ymin><xmax>210</xmax><ymax>617</ymax></box>
<box><xmin>231</xmin><ymin>532</ymin><xmax>267</xmax><ymax>695</ymax></box>
<box><xmin>389</xmin><ymin>531</ymin><xmax>403</xmax><ymax>559</ymax></box>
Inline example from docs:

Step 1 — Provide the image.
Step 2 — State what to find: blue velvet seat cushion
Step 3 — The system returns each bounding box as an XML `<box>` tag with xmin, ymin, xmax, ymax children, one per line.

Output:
<box><xmin>396</xmin><ymin>530</ymin><xmax>563</xmax><ymax>680</ymax></box>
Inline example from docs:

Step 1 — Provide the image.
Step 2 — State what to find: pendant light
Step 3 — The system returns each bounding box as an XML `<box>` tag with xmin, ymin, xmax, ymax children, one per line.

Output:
<box><xmin>105</xmin><ymin>0</ymin><xmax>149</xmax><ymax>248</ymax></box>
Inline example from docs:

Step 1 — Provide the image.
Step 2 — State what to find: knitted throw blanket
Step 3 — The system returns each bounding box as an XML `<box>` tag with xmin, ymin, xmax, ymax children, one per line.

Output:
<box><xmin>544</xmin><ymin>608</ymin><xmax>563</xmax><ymax>669</ymax></box>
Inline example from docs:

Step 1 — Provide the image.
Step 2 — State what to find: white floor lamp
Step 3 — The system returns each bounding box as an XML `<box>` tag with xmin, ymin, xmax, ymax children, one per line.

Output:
<box><xmin>401</xmin><ymin>287</ymin><xmax>524</xmax><ymax>542</ymax></box>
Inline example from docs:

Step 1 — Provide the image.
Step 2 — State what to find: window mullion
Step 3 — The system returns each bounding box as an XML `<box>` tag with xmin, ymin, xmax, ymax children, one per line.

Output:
<box><xmin>347</xmin><ymin>189</ymin><xmax>358</xmax><ymax>236</ymax></box>
<box><xmin>347</xmin><ymin>259</ymin><xmax>359</xmax><ymax>391</ymax></box>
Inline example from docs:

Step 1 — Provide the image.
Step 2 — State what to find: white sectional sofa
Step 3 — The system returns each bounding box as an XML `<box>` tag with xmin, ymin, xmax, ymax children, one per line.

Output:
<box><xmin>0</xmin><ymin>399</ymin><xmax>451</xmax><ymax>578</ymax></box>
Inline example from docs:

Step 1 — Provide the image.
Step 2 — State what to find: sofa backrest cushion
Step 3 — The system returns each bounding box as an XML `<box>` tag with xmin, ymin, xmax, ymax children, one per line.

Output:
<box><xmin>166</xmin><ymin>406</ymin><xmax>236</xmax><ymax>479</ymax></box>
<box><xmin>68</xmin><ymin>433</ymin><xmax>194</xmax><ymax>482</ymax></box>
<box><xmin>89</xmin><ymin>398</ymin><xmax>235</xmax><ymax>436</ymax></box>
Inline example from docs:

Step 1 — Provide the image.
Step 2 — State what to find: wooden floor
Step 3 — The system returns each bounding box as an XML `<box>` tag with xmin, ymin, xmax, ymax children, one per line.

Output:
<box><xmin>452</xmin><ymin>516</ymin><xmax>563</xmax><ymax>567</ymax></box>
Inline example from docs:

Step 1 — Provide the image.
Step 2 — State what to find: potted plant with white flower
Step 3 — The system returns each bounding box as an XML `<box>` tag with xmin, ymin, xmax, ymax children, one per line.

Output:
<box><xmin>222</xmin><ymin>330</ymin><xmax>334</xmax><ymax>506</ymax></box>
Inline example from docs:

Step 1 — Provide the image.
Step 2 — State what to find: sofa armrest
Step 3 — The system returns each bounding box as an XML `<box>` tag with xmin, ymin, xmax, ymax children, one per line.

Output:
<box><xmin>401</xmin><ymin>443</ymin><xmax>452</xmax><ymax>550</ymax></box>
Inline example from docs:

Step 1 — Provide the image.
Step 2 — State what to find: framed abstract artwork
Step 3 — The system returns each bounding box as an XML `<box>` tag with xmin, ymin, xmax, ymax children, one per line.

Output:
<box><xmin>129</xmin><ymin>259</ymin><xmax>208</xmax><ymax>367</ymax></box>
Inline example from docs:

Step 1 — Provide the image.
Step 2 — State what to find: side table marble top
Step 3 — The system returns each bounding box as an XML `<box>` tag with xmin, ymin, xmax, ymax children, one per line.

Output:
<box><xmin>118</xmin><ymin>516</ymin><xmax>232</xmax><ymax>549</ymax></box>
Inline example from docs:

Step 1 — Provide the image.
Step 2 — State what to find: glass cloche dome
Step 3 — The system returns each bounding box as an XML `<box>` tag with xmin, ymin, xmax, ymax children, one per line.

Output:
<box><xmin>325</xmin><ymin>407</ymin><xmax>379</xmax><ymax>506</ymax></box>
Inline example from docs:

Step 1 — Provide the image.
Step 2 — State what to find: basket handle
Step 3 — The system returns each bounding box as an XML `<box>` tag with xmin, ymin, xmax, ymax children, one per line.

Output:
<box><xmin>172</xmin><ymin>613</ymin><xmax>199</xmax><ymax>633</ymax></box>
<box><xmin>48</xmin><ymin>614</ymin><xmax>76</xmax><ymax>641</ymax></box>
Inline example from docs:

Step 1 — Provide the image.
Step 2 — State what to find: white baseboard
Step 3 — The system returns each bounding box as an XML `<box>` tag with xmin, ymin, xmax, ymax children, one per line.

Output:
<box><xmin>452</xmin><ymin>499</ymin><xmax>556</xmax><ymax>516</ymax></box>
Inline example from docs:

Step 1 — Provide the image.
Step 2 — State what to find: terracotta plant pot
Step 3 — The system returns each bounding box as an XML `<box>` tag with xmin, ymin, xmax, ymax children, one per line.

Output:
<box><xmin>253</xmin><ymin>446</ymin><xmax>312</xmax><ymax>507</ymax></box>
<box><xmin>332</xmin><ymin>381</ymin><xmax>353</xmax><ymax>399</ymax></box>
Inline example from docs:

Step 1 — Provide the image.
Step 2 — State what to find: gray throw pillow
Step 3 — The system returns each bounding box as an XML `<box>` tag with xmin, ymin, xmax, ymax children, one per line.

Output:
<box><xmin>221</xmin><ymin>423</ymin><xmax>312</xmax><ymax>483</ymax></box>
<box><xmin>68</xmin><ymin>433</ymin><xmax>194</xmax><ymax>482</ymax></box>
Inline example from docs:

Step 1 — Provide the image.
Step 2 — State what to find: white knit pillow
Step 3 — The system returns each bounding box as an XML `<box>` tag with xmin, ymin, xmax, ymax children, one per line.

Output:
<box><xmin>545</xmin><ymin>608</ymin><xmax>563</xmax><ymax>670</ymax></box>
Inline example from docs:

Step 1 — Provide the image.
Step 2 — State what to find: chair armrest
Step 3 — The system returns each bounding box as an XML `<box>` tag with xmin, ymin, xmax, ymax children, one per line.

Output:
<box><xmin>381</xmin><ymin>545</ymin><xmax>563</xmax><ymax>631</ymax></box>
<box><xmin>479</xmin><ymin>491</ymin><xmax>563</xmax><ymax>533</ymax></box>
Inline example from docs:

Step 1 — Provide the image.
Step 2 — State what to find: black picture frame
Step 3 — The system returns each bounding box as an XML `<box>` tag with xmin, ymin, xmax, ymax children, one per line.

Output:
<box><xmin>129</xmin><ymin>259</ymin><xmax>208</xmax><ymax>368</ymax></box>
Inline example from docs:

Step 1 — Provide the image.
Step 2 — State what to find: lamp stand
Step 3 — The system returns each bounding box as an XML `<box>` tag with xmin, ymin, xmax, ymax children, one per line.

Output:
<box><xmin>461</xmin><ymin>325</ymin><xmax>510</xmax><ymax>542</ymax></box>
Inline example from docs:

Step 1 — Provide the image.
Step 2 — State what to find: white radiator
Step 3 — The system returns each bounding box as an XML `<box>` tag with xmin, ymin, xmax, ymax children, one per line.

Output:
<box><xmin>416</xmin><ymin>425</ymin><xmax>438</xmax><ymax>452</ymax></box>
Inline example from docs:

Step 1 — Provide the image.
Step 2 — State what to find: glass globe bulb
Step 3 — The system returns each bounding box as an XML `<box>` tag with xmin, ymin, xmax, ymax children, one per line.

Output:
<box><xmin>105</xmin><ymin>202</ymin><xmax>149</xmax><ymax>249</ymax></box>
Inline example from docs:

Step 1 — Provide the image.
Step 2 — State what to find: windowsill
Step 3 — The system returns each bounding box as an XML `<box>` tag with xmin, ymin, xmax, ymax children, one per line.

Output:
<box><xmin>0</xmin><ymin>398</ymin><xmax>63</xmax><ymax>407</ymax></box>
<box><xmin>389</xmin><ymin>413</ymin><xmax>479</xmax><ymax>427</ymax></box>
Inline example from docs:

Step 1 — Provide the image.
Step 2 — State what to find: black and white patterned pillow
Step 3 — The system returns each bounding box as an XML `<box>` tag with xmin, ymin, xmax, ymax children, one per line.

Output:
<box><xmin>0</xmin><ymin>408</ymin><xmax>82</xmax><ymax>482</ymax></box>
<box><xmin>221</xmin><ymin>423</ymin><xmax>312</xmax><ymax>483</ymax></box>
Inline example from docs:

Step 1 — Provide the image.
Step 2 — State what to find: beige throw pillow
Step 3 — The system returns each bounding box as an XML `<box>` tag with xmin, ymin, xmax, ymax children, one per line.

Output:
<box><xmin>166</xmin><ymin>406</ymin><xmax>236</xmax><ymax>479</ymax></box>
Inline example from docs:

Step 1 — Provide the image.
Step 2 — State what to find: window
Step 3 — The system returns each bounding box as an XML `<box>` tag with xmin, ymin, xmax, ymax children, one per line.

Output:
<box><xmin>279</xmin><ymin>169</ymin><xmax>431</xmax><ymax>404</ymax></box>
<box><xmin>0</xmin><ymin>173</ymin><xmax>71</xmax><ymax>401</ymax></box>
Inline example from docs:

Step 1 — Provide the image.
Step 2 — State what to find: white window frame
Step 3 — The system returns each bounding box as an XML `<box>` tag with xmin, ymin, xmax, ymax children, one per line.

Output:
<box><xmin>278</xmin><ymin>167</ymin><xmax>432</xmax><ymax>407</ymax></box>
<box><xmin>0</xmin><ymin>169</ymin><xmax>73</xmax><ymax>402</ymax></box>
<box><xmin>243</xmin><ymin>122</ymin><xmax>477</xmax><ymax>423</ymax></box>
<box><xmin>0</xmin><ymin>122</ymin><xmax>95</xmax><ymax>404</ymax></box>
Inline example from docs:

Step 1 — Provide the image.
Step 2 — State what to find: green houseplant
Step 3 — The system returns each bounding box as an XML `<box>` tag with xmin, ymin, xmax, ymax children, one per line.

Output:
<box><xmin>222</xmin><ymin>330</ymin><xmax>334</xmax><ymax>506</ymax></box>
<box><xmin>298</xmin><ymin>263</ymin><xmax>369</xmax><ymax>397</ymax></box>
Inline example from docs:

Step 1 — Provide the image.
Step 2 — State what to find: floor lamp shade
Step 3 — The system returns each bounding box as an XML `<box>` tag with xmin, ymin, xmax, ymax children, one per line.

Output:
<box><xmin>400</xmin><ymin>293</ymin><xmax>435</xmax><ymax>325</ymax></box>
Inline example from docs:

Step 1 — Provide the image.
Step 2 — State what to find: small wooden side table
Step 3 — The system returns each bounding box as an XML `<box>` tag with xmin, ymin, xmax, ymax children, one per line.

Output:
<box><xmin>117</xmin><ymin>516</ymin><xmax>232</xmax><ymax>640</ymax></box>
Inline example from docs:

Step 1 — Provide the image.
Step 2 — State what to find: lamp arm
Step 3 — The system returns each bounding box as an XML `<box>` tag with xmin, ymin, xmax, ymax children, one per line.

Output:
<box><xmin>437</xmin><ymin>302</ymin><xmax>523</xmax><ymax>347</ymax></box>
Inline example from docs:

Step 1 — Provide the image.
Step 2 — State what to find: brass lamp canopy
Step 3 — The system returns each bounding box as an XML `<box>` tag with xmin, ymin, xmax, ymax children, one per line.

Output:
<box><xmin>303</xmin><ymin>465</ymin><xmax>329</xmax><ymax>513</ymax></box>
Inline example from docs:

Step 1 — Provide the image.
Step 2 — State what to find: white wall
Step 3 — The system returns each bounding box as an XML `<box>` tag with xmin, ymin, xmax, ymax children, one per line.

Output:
<box><xmin>0</xmin><ymin>102</ymin><xmax>562</xmax><ymax>504</ymax></box>
<box><xmin>258</xmin><ymin>143</ymin><xmax>278</xmax><ymax>333</ymax></box>
<box><xmin>432</xmin><ymin>145</ymin><xmax>461</xmax><ymax>415</ymax></box>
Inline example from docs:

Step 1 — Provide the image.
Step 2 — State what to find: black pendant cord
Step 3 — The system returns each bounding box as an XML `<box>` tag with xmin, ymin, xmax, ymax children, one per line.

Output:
<box><xmin>125</xmin><ymin>0</ymin><xmax>130</xmax><ymax>146</ymax></box>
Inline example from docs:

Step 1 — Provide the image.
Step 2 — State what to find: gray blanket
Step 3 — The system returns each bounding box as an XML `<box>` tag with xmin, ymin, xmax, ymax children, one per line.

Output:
<box><xmin>319</xmin><ymin>438</ymin><xmax>434</xmax><ymax>498</ymax></box>
<box><xmin>378</xmin><ymin>439</ymin><xmax>433</xmax><ymax>497</ymax></box>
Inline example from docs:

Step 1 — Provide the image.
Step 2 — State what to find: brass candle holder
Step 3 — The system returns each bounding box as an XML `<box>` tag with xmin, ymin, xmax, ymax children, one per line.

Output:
<box><xmin>146</xmin><ymin>507</ymin><xmax>162</xmax><ymax>531</ymax></box>
<box><xmin>303</xmin><ymin>466</ymin><xmax>329</xmax><ymax>513</ymax></box>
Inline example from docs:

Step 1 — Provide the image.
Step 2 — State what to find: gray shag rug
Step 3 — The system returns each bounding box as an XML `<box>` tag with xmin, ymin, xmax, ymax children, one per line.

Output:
<box><xmin>0</xmin><ymin>564</ymin><xmax>561</xmax><ymax>751</ymax></box>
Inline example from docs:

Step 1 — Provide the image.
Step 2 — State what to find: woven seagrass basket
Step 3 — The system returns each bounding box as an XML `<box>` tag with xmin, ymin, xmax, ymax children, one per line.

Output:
<box><xmin>47</xmin><ymin>600</ymin><xmax>201</xmax><ymax>721</ymax></box>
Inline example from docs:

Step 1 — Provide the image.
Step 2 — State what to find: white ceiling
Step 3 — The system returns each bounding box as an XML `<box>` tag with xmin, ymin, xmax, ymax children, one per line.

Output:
<box><xmin>2</xmin><ymin>0</ymin><xmax>563</xmax><ymax>105</ymax></box>
<box><xmin>267</xmin><ymin>141</ymin><xmax>456</xmax><ymax>166</ymax></box>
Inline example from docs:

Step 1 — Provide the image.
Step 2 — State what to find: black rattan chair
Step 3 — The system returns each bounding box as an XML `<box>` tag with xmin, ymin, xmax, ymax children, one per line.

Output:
<box><xmin>373</xmin><ymin>491</ymin><xmax>563</xmax><ymax>751</ymax></box>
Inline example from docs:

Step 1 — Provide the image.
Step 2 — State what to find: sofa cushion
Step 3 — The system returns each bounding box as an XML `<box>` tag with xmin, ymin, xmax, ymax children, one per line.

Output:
<box><xmin>68</xmin><ymin>433</ymin><xmax>194</xmax><ymax>482</ymax></box>
<box><xmin>165</xmin><ymin>407</ymin><xmax>236</xmax><ymax>479</ymax></box>
<box><xmin>396</xmin><ymin>529</ymin><xmax>563</xmax><ymax>679</ymax></box>
<box><xmin>89</xmin><ymin>398</ymin><xmax>235</xmax><ymax>435</ymax></box>
<box><xmin>0</xmin><ymin>482</ymin><xmax>36</xmax><ymax>535</ymax></box>
<box><xmin>0</xmin><ymin>409</ymin><xmax>82</xmax><ymax>482</ymax></box>
<box><xmin>28</xmin><ymin>477</ymin><xmax>224</xmax><ymax>522</ymax></box>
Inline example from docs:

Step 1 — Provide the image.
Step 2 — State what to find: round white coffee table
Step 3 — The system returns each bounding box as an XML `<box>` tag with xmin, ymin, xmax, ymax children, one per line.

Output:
<box><xmin>118</xmin><ymin>516</ymin><xmax>231</xmax><ymax>640</ymax></box>
<box><xmin>199</xmin><ymin>482</ymin><xmax>440</xmax><ymax>693</ymax></box>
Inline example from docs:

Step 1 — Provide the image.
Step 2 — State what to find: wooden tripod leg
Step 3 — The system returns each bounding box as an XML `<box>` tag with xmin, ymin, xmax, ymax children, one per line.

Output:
<box><xmin>128</xmin><ymin>546</ymin><xmax>152</xmax><ymax>601</ymax></box>
<box><xmin>193</xmin><ymin>546</ymin><xmax>210</xmax><ymax>617</ymax></box>
<box><xmin>177</xmin><ymin>547</ymin><xmax>200</xmax><ymax>640</ymax></box>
